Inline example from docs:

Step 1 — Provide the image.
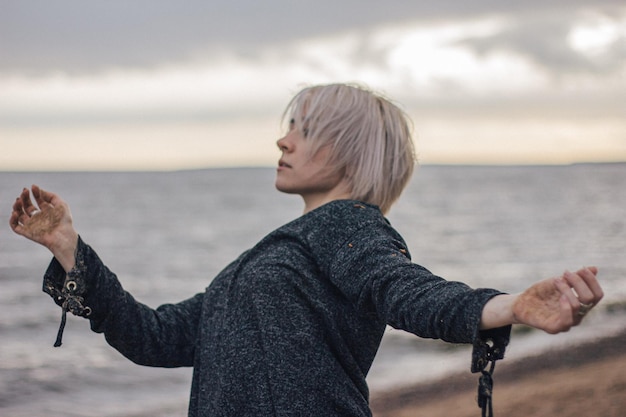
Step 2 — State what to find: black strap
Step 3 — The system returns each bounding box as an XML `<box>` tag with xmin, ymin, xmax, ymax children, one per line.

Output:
<box><xmin>472</xmin><ymin>326</ymin><xmax>509</xmax><ymax>417</ymax></box>
<box><xmin>54</xmin><ymin>306</ymin><xmax>68</xmax><ymax>347</ymax></box>
<box><xmin>477</xmin><ymin>358</ymin><xmax>496</xmax><ymax>417</ymax></box>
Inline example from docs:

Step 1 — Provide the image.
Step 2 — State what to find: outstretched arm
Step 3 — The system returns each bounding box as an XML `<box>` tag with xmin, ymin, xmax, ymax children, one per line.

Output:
<box><xmin>480</xmin><ymin>266</ymin><xmax>603</xmax><ymax>333</ymax></box>
<box><xmin>11</xmin><ymin>185</ymin><xmax>201</xmax><ymax>362</ymax></box>
<box><xmin>10</xmin><ymin>185</ymin><xmax>78</xmax><ymax>272</ymax></box>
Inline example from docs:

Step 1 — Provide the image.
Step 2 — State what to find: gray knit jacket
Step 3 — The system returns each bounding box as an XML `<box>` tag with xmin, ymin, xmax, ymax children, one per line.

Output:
<box><xmin>43</xmin><ymin>200</ymin><xmax>510</xmax><ymax>416</ymax></box>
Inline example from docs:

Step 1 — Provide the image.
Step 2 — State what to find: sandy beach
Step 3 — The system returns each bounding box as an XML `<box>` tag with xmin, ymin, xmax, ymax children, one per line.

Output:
<box><xmin>371</xmin><ymin>329</ymin><xmax>626</xmax><ymax>417</ymax></box>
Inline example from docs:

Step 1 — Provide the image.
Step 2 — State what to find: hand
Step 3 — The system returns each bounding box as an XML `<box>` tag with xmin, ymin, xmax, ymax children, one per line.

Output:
<box><xmin>512</xmin><ymin>267</ymin><xmax>603</xmax><ymax>334</ymax></box>
<box><xmin>10</xmin><ymin>185</ymin><xmax>78</xmax><ymax>271</ymax></box>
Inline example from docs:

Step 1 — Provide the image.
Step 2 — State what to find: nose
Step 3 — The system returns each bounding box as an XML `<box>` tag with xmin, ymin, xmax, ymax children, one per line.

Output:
<box><xmin>277</xmin><ymin>136</ymin><xmax>290</xmax><ymax>152</ymax></box>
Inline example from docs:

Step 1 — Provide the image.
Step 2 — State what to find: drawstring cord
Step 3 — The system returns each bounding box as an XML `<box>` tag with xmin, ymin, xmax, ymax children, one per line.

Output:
<box><xmin>46</xmin><ymin>268</ymin><xmax>92</xmax><ymax>347</ymax></box>
<box><xmin>477</xmin><ymin>356</ymin><xmax>496</xmax><ymax>417</ymax></box>
<box><xmin>473</xmin><ymin>338</ymin><xmax>501</xmax><ymax>417</ymax></box>
<box><xmin>52</xmin><ymin>278</ymin><xmax>92</xmax><ymax>347</ymax></box>
<box><xmin>472</xmin><ymin>325</ymin><xmax>509</xmax><ymax>417</ymax></box>
<box><xmin>54</xmin><ymin>306</ymin><xmax>68</xmax><ymax>347</ymax></box>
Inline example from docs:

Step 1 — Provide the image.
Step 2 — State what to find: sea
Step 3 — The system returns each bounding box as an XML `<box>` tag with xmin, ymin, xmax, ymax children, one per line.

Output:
<box><xmin>1</xmin><ymin>164</ymin><xmax>625</xmax><ymax>416</ymax></box>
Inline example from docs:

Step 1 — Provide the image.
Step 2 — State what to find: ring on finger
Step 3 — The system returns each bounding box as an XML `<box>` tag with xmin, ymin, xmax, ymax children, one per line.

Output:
<box><xmin>577</xmin><ymin>302</ymin><xmax>594</xmax><ymax>317</ymax></box>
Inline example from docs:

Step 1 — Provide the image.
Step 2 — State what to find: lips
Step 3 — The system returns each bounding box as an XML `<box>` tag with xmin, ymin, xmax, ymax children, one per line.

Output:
<box><xmin>278</xmin><ymin>160</ymin><xmax>292</xmax><ymax>168</ymax></box>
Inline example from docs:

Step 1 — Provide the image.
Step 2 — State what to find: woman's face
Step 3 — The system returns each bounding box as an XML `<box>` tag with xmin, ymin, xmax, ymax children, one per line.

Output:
<box><xmin>275</xmin><ymin>119</ymin><xmax>348</xmax><ymax>205</ymax></box>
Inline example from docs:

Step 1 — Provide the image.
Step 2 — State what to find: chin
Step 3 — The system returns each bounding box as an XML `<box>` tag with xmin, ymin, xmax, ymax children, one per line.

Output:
<box><xmin>274</xmin><ymin>181</ymin><xmax>288</xmax><ymax>193</ymax></box>
<box><xmin>275</xmin><ymin>182</ymin><xmax>298</xmax><ymax>195</ymax></box>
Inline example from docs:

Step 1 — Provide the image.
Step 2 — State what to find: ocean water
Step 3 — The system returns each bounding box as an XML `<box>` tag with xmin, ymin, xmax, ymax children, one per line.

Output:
<box><xmin>1</xmin><ymin>164</ymin><xmax>625</xmax><ymax>416</ymax></box>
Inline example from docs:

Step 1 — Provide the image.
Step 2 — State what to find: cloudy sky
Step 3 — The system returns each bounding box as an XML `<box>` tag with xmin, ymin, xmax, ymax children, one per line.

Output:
<box><xmin>1</xmin><ymin>0</ymin><xmax>625</xmax><ymax>170</ymax></box>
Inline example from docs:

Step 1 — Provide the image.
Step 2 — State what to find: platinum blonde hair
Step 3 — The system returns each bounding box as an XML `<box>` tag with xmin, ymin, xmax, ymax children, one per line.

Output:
<box><xmin>283</xmin><ymin>83</ymin><xmax>416</xmax><ymax>214</ymax></box>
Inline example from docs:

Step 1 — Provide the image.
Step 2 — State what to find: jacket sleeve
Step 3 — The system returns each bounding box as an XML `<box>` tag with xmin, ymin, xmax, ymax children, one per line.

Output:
<box><xmin>324</xmin><ymin>220</ymin><xmax>510</xmax><ymax>367</ymax></box>
<box><xmin>43</xmin><ymin>236</ymin><xmax>201</xmax><ymax>368</ymax></box>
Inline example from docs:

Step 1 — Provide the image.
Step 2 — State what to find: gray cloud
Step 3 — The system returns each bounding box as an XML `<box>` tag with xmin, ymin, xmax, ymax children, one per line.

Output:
<box><xmin>2</xmin><ymin>0</ymin><xmax>624</xmax><ymax>75</ymax></box>
<box><xmin>456</xmin><ymin>11</ymin><xmax>626</xmax><ymax>76</ymax></box>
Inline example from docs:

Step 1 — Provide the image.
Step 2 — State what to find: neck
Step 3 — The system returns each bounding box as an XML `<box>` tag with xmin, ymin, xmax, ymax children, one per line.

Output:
<box><xmin>302</xmin><ymin>184</ymin><xmax>352</xmax><ymax>214</ymax></box>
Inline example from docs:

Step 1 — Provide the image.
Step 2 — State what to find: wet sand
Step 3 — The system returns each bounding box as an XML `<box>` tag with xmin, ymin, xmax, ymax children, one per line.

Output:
<box><xmin>371</xmin><ymin>329</ymin><xmax>626</xmax><ymax>417</ymax></box>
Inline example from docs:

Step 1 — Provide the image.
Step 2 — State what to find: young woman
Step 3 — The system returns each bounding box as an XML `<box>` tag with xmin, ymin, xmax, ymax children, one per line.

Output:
<box><xmin>10</xmin><ymin>84</ymin><xmax>603</xmax><ymax>417</ymax></box>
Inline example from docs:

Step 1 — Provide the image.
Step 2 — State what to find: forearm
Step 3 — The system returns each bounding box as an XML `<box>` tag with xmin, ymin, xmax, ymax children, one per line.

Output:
<box><xmin>44</xmin><ymin>237</ymin><xmax>198</xmax><ymax>366</ymax></box>
<box><xmin>480</xmin><ymin>294</ymin><xmax>519</xmax><ymax>330</ymax></box>
<box><xmin>48</xmin><ymin>229</ymin><xmax>79</xmax><ymax>272</ymax></box>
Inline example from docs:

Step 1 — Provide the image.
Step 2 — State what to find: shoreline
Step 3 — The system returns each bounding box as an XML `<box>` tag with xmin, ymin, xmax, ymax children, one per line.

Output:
<box><xmin>370</xmin><ymin>328</ymin><xmax>626</xmax><ymax>417</ymax></box>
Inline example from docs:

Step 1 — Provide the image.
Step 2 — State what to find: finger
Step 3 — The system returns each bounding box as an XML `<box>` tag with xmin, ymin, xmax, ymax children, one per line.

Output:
<box><xmin>32</xmin><ymin>184</ymin><xmax>46</xmax><ymax>207</ymax></box>
<box><xmin>564</xmin><ymin>269</ymin><xmax>603</xmax><ymax>306</ymax></box>
<box><xmin>555</xmin><ymin>275</ymin><xmax>580</xmax><ymax>311</ymax></box>
<box><xmin>558</xmin><ymin>294</ymin><xmax>576</xmax><ymax>330</ymax></box>
<box><xmin>554</xmin><ymin>279</ymin><xmax>583</xmax><ymax>328</ymax></box>
<box><xmin>9</xmin><ymin>198</ymin><xmax>22</xmax><ymax>230</ymax></box>
<box><xmin>563</xmin><ymin>270</ymin><xmax>595</xmax><ymax>305</ymax></box>
<box><xmin>12</xmin><ymin>195</ymin><xmax>24</xmax><ymax>213</ymax></box>
<box><xmin>563</xmin><ymin>271</ymin><xmax>602</xmax><ymax>321</ymax></box>
<box><xmin>9</xmin><ymin>199</ymin><xmax>29</xmax><ymax>236</ymax></box>
<box><xmin>575</xmin><ymin>266</ymin><xmax>604</xmax><ymax>302</ymax></box>
<box><xmin>33</xmin><ymin>185</ymin><xmax>59</xmax><ymax>209</ymax></box>
<box><xmin>32</xmin><ymin>184</ymin><xmax>43</xmax><ymax>203</ymax></box>
<box><xmin>20</xmin><ymin>188</ymin><xmax>39</xmax><ymax>215</ymax></box>
<box><xmin>12</xmin><ymin>195</ymin><xmax>31</xmax><ymax>225</ymax></box>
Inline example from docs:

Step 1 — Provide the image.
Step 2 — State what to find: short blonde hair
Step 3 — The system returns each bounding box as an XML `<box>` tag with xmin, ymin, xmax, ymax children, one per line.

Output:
<box><xmin>283</xmin><ymin>83</ymin><xmax>416</xmax><ymax>214</ymax></box>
